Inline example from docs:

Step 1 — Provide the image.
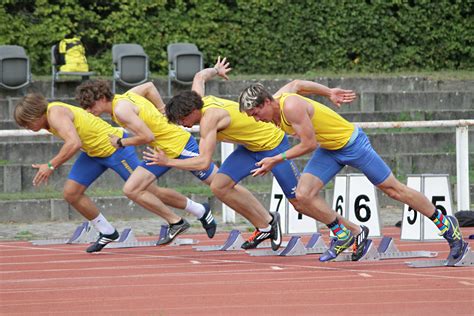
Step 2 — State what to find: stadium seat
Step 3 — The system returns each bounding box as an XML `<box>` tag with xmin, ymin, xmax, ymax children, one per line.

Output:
<box><xmin>112</xmin><ymin>43</ymin><xmax>149</xmax><ymax>93</ymax></box>
<box><xmin>167</xmin><ymin>43</ymin><xmax>203</xmax><ymax>96</ymax></box>
<box><xmin>0</xmin><ymin>45</ymin><xmax>31</xmax><ymax>91</ymax></box>
<box><xmin>51</xmin><ymin>44</ymin><xmax>95</xmax><ymax>98</ymax></box>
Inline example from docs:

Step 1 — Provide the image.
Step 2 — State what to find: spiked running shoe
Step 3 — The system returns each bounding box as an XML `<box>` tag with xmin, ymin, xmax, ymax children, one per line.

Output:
<box><xmin>442</xmin><ymin>215</ymin><xmax>468</xmax><ymax>262</ymax></box>
<box><xmin>270</xmin><ymin>212</ymin><xmax>282</xmax><ymax>251</ymax></box>
<box><xmin>86</xmin><ymin>230</ymin><xmax>119</xmax><ymax>253</ymax></box>
<box><xmin>319</xmin><ymin>232</ymin><xmax>355</xmax><ymax>262</ymax></box>
<box><xmin>199</xmin><ymin>203</ymin><xmax>217</xmax><ymax>238</ymax></box>
<box><xmin>352</xmin><ymin>225</ymin><xmax>370</xmax><ymax>261</ymax></box>
<box><xmin>241</xmin><ymin>229</ymin><xmax>273</xmax><ymax>250</ymax></box>
<box><xmin>156</xmin><ymin>219</ymin><xmax>190</xmax><ymax>245</ymax></box>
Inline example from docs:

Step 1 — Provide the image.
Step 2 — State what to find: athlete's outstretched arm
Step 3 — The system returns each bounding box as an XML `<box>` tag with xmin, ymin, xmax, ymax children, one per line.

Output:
<box><xmin>192</xmin><ymin>56</ymin><xmax>232</xmax><ymax>97</ymax></box>
<box><xmin>109</xmin><ymin>100</ymin><xmax>154</xmax><ymax>148</ymax></box>
<box><xmin>32</xmin><ymin>107</ymin><xmax>82</xmax><ymax>186</ymax></box>
<box><xmin>129</xmin><ymin>82</ymin><xmax>166</xmax><ymax>114</ymax></box>
<box><xmin>143</xmin><ymin>109</ymin><xmax>225</xmax><ymax>171</ymax></box>
<box><xmin>252</xmin><ymin>96</ymin><xmax>317</xmax><ymax>176</ymax></box>
<box><xmin>274</xmin><ymin>79</ymin><xmax>356</xmax><ymax>108</ymax></box>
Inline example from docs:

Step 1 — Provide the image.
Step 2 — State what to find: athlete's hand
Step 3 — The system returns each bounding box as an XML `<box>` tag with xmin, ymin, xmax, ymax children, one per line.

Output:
<box><xmin>213</xmin><ymin>56</ymin><xmax>232</xmax><ymax>80</ymax></box>
<box><xmin>109</xmin><ymin>134</ymin><xmax>120</xmax><ymax>149</ymax></box>
<box><xmin>32</xmin><ymin>163</ymin><xmax>53</xmax><ymax>186</ymax></box>
<box><xmin>143</xmin><ymin>146</ymin><xmax>169</xmax><ymax>166</ymax></box>
<box><xmin>251</xmin><ymin>157</ymin><xmax>278</xmax><ymax>177</ymax></box>
<box><xmin>328</xmin><ymin>88</ymin><xmax>357</xmax><ymax>108</ymax></box>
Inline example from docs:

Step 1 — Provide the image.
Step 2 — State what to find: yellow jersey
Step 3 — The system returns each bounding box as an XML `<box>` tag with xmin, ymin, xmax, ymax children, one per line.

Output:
<box><xmin>202</xmin><ymin>96</ymin><xmax>284</xmax><ymax>152</ymax></box>
<box><xmin>278</xmin><ymin>93</ymin><xmax>355</xmax><ymax>150</ymax></box>
<box><xmin>47</xmin><ymin>102</ymin><xmax>122</xmax><ymax>157</ymax></box>
<box><xmin>112</xmin><ymin>92</ymin><xmax>190</xmax><ymax>158</ymax></box>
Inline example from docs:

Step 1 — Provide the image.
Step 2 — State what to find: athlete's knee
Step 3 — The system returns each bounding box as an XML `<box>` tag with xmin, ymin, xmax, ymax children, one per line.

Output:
<box><xmin>289</xmin><ymin>198</ymin><xmax>305</xmax><ymax>213</ymax></box>
<box><xmin>209</xmin><ymin>175</ymin><xmax>233</xmax><ymax>197</ymax></box>
<box><xmin>379</xmin><ymin>181</ymin><xmax>406</xmax><ymax>201</ymax></box>
<box><xmin>63</xmin><ymin>187</ymin><xmax>81</xmax><ymax>204</ymax></box>
<box><xmin>210</xmin><ymin>181</ymin><xmax>229</xmax><ymax>198</ymax></box>
<box><xmin>295</xmin><ymin>186</ymin><xmax>317</xmax><ymax>206</ymax></box>
<box><xmin>123</xmin><ymin>182</ymin><xmax>140</xmax><ymax>200</ymax></box>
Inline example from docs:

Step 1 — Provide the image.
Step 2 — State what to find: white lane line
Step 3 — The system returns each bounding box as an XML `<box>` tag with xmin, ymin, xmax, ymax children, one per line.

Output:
<box><xmin>271</xmin><ymin>266</ymin><xmax>284</xmax><ymax>270</ymax></box>
<box><xmin>190</xmin><ymin>260</ymin><xmax>200</xmax><ymax>264</ymax></box>
<box><xmin>459</xmin><ymin>281</ymin><xmax>474</xmax><ymax>286</ymax></box>
<box><xmin>358</xmin><ymin>273</ymin><xmax>372</xmax><ymax>278</ymax></box>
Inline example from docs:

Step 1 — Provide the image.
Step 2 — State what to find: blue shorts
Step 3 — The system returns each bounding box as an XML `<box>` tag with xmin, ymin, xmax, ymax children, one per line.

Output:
<box><xmin>68</xmin><ymin>134</ymin><xmax>140</xmax><ymax>187</ymax></box>
<box><xmin>303</xmin><ymin>128</ymin><xmax>391</xmax><ymax>185</ymax></box>
<box><xmin>140</xmin><ymin>135</ymin><xmax>215</xmax><ymax>181</ymax></box>
<box><xmin>218</xmin><ymin>135</ymin><xmax>299</xmax><ymax>199</ymax></box>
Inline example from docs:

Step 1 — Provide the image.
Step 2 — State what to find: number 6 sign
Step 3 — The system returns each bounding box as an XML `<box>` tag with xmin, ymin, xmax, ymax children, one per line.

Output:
<box><xmin>332</xmin><ymin>174</ymin><xmax>382</xmax><ymax>237</ymax></box>
<box><xmin>401</xmin><ymin>174</ymin><xmax>453</xmax><ymax>241</ymax></box>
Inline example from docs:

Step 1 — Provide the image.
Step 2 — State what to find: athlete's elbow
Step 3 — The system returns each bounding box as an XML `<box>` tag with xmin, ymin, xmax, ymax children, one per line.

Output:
<box><xmin>144</xmin><ymin>133</ymin><xmax>155</xmax><ymax>143</ymax></box>
<box><xmin>197</xmin><ymin>158</ymin><xmax>212</xmax><ymax>170</ymax></box>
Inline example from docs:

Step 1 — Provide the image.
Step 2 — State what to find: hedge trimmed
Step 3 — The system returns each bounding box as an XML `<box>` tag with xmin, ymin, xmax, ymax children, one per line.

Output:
<box><xmin>1</xmin><ymin>0</ymin><xmax>472</xmax><ymax>75</ymax></box>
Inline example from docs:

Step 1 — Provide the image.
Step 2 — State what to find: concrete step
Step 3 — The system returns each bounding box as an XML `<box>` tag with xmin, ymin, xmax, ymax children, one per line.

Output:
<box><xmin>1</xmin><ymin>152</ymin><xmax>472</xmax><ymax>194</ymax></box>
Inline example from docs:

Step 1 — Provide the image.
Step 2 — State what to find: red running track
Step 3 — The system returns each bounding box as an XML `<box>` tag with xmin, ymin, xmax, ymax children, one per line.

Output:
<box><xmin>1</xmin><ymin>227</ymin><xmax>473</xmax><ymax>315</ymax></box>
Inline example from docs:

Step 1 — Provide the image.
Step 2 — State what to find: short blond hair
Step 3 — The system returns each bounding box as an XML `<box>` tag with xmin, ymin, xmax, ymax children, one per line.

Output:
<box><xmin>14</xmin><ymin>93</ymin><xmax>48</xmax><ymax>128</ymax></box>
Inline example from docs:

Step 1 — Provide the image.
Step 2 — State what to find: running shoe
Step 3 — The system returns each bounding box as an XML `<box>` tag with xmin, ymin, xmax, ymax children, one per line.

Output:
<box><xmin>156</xmin><ymin>219</ymin><xmax>190</xmax><ymax>245</ymax></box>
<box><xmin>241</xmin><ymin>229</ymin><xmax>272</xmax><ymax>250</ymax></box>
<box><xmin>352</xmin><ymin>225</ymin><xmax>370</xmax><ymax>261</ymax></box>
<box><xmin>86</xmin><ymin>230</ymin><xmax>119</xmax><ymax>253</ymax></box>
<box><xmin>199</xmin><ymin>203</ymin><xmax>217</xmax><ymax>238</ymax></box>
<box><xmin>319</xmin><ymin>232</ymin><xmax>355</xmax><ymax>262</ymax></box>
<box><xmin>269</xmin><ymin>212</ymin><xmax>282</xmax><ymax>251</ymax></box>
<box><xmin>443</xmin><ymin>215</ymin><xmax>468</xmax><ymax>262</ymax></box>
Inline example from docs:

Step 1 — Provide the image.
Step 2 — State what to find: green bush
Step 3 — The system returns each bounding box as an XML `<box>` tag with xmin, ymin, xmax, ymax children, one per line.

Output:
<box><xmin>1</xmin><ymin>0</ymin><xmax>472</xmax><ymax>76</ymax></box>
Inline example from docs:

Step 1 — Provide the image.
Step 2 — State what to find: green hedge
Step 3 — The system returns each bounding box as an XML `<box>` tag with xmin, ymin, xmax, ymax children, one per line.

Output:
<box><xmin>1</xmin><ymin>0</ymin><xmax>472</xmax><ymax>75</ymax></box>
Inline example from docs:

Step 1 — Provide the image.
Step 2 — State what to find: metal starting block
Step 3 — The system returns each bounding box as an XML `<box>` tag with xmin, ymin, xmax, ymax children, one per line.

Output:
<box><xmin>193</xmin><ymin>230</ymin><xmax>290</xmax><ymax>252</ymax></box>
<box><xmin>334</xmin><ymin>236</ymin><xmax>438</xmax><ymax>262</ymax></box>
<box><xmin>377</xmin><ymin>236</ymin><xmax>438</xmax><ymax>260</ymax></box>
<box><xmin>31</xmin><ymin>222</ymin><xmax>98</xmax><ymax>245</ymax></box>
<box><xmin>106</xmin><ymin>225</ymin><xmax>198</xmax><ymax>249</ymax></box>
<box><xmin>406</xmin><ymin>244</ymin><xmax>474</xmax><ymax>268</ymax></box>
<box><xmin>193</xmin><ymin>229</ymin><xmax>244</xmax><ymax>251</ymax></box>
<box><xmin>246</xmin><ymin>233</ymin><xmax>328</xmax><ymax>257</ymax></box>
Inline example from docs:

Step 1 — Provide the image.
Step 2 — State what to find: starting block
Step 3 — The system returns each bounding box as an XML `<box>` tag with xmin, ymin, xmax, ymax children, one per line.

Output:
<box><xmin>406</xmin><ymin>244</ymin><xmax>474</xmax><ymax>268</ymax></box>
<box><xmin>31</xmin><ymin>221</ymin><xmax>98</xmax><ymax>245</ymax></box>
<box><xmin>193</xmin><ymin>230</ymin><xmax>290</xmax><ymax>252</ymax></box>
<box><xmin>334</xmin><ymin>236</ymin><xmax>438</xmax><ymax>262</ymax></box>
<box><xmin>193</xmin><ymin>230</ymin><xmax>245</xmax><ymax>251</ymax></box>
<box><xmin>246</xmin><ymin>233</ymin><xmax>328</xmax><ymax>257</ymax></box>
<box><xmin>106</xmin><ymin>225</ymin><xmax>198</xmax><ymax>249</ymax></box>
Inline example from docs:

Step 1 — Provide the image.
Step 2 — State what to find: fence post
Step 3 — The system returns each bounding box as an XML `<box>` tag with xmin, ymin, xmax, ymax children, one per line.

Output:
<box><xmin>456</xmin><ymin>126</ymin><xmax>470</xmax><ymax>211</ymax></box>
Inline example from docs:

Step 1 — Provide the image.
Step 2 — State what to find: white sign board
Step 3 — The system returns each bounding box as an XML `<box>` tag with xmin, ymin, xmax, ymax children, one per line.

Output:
<box><xmin>270</xmin><ymin>177</ymin><xmax>317</xmax><ymax>234</ymax></box>
<box><xmin>401</xmin><ymin>174</ymin><xmax>453</xmax><ymax>241</ymax></box>
<box><xmin>332</xmin><ymin>174</ymin><xmax>381</xmax><ymax>237</ymax></box>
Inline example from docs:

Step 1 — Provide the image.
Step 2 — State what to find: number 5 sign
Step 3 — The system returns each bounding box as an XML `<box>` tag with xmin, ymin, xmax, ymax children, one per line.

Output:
<box><xmin>332</xmin><ymin>174</ymin><xmax>381</xmax><ymax>237</ymax></box>
<box><xmin>401</xmin><ymin>174</ymin><xmax>453</xmax><ymax>241</ymax></box>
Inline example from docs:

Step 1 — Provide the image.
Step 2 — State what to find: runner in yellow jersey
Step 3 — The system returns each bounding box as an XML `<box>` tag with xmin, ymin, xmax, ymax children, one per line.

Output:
<box><xmin>239</xmin><ymin>80</ymin><xmax>468</xmax><ymax>264</ymax></box>
<box><xmin>76</xmin><ymin>81</ymin><xmax>217</xmax><ymax>244</ymax></box>
<box><xmin>13</xmin><ymin>94</ymin><xmax>199</xmax><ymax>252</ymax></box>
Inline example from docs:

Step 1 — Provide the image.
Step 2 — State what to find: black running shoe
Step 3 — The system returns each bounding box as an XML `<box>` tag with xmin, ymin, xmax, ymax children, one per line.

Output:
<box><xmin>443</xmin><ymin>215</ymin><xmax>468</xmax><ymax>261</ymax></box>
<box><xmin>269</xmin><ymin>212</ymin><xmax>282</xmax><ymax>251</ymax></box>
<box><xmin>352</xmin><ymin>225</ymin><xmax>370</xmax><ymax>261</ymax></box>
<box><xmin>86</xmin><ymin>230</ymin><xmax>119</xmax><ymax>253</ymax></box>
<box><xmin>199</xmin><ymin>203</ymin><xmax>217</xmax><ymax>238</ymax></box>
<box><xmin>156</xmin><ymin>219</ymin><xmax>190</xmax><ymax>245</ymax></box>
<box><xmin>241</xmin><ymin>229</ymin><xmax>273</xmax><ymax>250</ymax></box>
